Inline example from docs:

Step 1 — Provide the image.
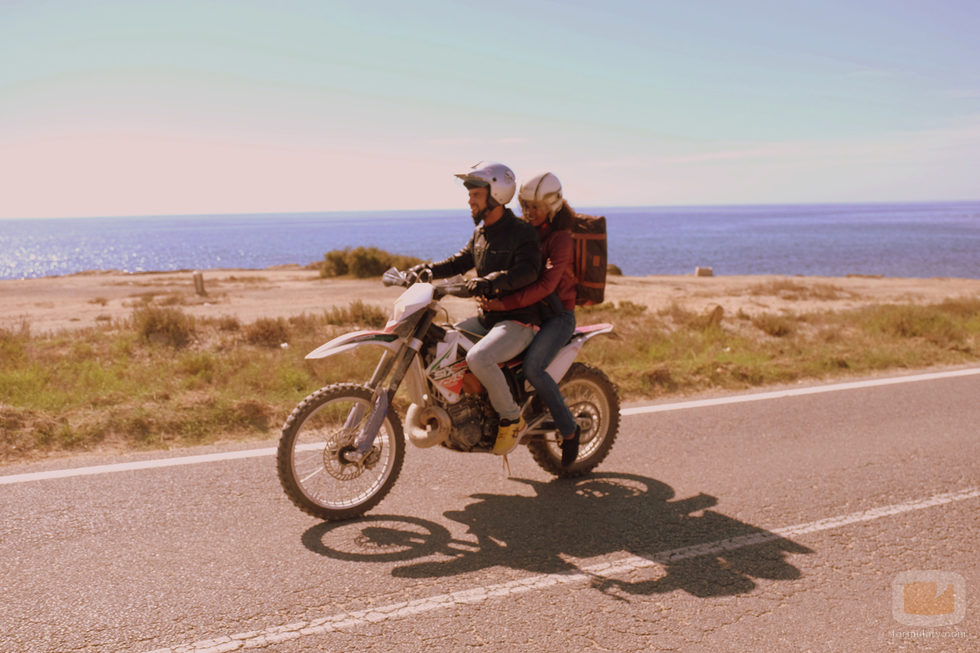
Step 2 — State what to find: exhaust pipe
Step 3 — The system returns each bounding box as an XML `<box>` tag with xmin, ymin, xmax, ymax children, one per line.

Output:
<box><xmin>405</xmin><ymin>403</ymin><xmax>452</xmax><ymax>448</ymax></box>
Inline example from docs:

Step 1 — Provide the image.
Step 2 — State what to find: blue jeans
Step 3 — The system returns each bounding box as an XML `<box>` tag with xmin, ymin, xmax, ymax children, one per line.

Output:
<box><xmin>523</xmin><ymin>309</ymin><xmax>577</xmax><ymax>437</ymax></box>
<box><xmin>457</xmin><ymin>316</ymin><xmax>536</xmax><ymax>421</ymax></box>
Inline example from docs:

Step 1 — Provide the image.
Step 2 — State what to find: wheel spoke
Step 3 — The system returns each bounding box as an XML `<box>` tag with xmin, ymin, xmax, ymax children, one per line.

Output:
<box><xmin>300</xmin><ymin>466</ymin><xmax>325</xmax><ymax>484</ymax></box>
<box><xmin>526</xmin><ymin>363</ymin><xmax>620</xmax><ymax>477</ymax></box>
<box><xmin>277</xmin><ymin>384</ymin><xmax>405</xmax><ymax>520</ymax></box>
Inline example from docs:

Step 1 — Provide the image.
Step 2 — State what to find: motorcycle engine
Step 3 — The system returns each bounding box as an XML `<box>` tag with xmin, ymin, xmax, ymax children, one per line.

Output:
<box><xmin>445</xmin><ymin>395</ymin><xmax>496</xmax><ymax>451</ymax></box>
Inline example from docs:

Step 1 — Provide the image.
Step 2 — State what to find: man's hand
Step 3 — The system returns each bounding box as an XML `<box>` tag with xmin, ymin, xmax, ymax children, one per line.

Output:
<box><xmin>465</xmin><ymin>277</ymin><xmax>493</xmax><ymax>297</ymax></box>
<box><xmin>408</xmin><ymin>263</ymin><xmax>431</xmax><ymax>281</ymax></box>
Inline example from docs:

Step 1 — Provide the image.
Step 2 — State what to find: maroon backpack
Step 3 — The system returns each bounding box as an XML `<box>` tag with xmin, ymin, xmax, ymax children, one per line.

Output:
<box><xmin>570</xmin><ymin>213</ymin><xmax>607</xmax><ymax>305</ymax></box>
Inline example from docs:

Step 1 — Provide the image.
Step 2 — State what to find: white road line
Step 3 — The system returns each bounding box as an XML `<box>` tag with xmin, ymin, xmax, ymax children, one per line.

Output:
<box><xmin>621</xmin><ymin>367</ymin><xmax>980</xmax><ymax>416</ymax></box>
<box><xmin>148</xmin><ymin>486</ymin><xmax>980</xmax><ymax>653</ymax></box>
<box><xmin>0</xmin><ymin>448</ymin><xmax>277</xmax><ymax>486</ymax></box>
<box><xmin>2</xmin><ymin>367</ymin><xmax>977</xmax><ymax>486</ymax></box>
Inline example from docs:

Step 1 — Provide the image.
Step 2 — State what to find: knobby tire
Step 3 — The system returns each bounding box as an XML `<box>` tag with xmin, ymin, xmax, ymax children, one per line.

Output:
<box><xmin>527</xmin><ymin>362</ymin><xmax>620</xmax><ymax>478</ymax></box>
<box><xmin>277</xmin><ymin>383</ymin><xmax>405</xmax><ymax>521</ymax></box>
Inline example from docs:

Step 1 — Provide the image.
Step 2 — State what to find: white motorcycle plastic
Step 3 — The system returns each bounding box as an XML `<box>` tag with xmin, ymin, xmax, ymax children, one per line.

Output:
<box><xmin>276</xmin><ymin>268</ymin><xmax>620</xmax><ymax>520</ymax></box>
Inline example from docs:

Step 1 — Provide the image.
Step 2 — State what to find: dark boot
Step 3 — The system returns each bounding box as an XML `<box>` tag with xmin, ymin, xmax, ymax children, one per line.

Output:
<box><xmin>560</xmin><ymin>426</ymin><xmax>580</xmax><ymax>467</ymax></box>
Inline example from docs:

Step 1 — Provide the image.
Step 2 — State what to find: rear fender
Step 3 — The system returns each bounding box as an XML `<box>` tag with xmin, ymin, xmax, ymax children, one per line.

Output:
<box><xmin>305</xmin><ymin>330</ymin><xmax>400</xmax><ymax>360</ymax></box>
<box><xmin>545</xmin><ymin>323</ymin><xmax>613</xmax><ymax>382</ymax></box>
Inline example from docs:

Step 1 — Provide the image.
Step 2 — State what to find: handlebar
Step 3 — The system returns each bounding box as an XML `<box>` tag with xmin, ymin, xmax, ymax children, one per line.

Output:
<box><xmin>381</xmin><ymin>267</ymin><xmax>473</xmax><ymax>298</ymax></box>
<box><xmin>436</xmin><ymin>280</ymin><xmax>473</xmax><ymax>299</ymax></box>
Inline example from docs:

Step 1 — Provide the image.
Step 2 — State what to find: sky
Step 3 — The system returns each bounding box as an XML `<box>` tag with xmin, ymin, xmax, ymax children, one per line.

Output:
<box><xmin>2</xmin><ymin>0</ymin><xmax>979</xmax><ymax>218</ymax></box>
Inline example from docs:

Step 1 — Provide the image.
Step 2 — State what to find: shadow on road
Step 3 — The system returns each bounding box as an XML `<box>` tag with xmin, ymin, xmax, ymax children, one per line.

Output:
<box><xmin>302</xmin><ymin>472</ymin><xmax>812</xmax><ymax>598</ymax></box>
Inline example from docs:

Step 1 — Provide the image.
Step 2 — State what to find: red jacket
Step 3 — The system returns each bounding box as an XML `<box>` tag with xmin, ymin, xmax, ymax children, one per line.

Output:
<box><xmin>499</xmin><ymin>221</ymin><xmax>577</xmax><ymax>312</ymax></box>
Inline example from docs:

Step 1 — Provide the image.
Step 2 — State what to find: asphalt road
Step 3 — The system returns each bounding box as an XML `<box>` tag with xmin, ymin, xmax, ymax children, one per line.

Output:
<box><xmin>2</xmin><ymin>368</ymin><xmax>978</xmax><ymax>652</ymax></box>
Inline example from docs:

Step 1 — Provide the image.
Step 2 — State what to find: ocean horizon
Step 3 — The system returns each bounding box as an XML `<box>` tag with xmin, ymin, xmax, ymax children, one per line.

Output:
<box><xmin>2</xmin><ymin>201</ymin><xmax>978</xmax><ymax>281</ymax></box>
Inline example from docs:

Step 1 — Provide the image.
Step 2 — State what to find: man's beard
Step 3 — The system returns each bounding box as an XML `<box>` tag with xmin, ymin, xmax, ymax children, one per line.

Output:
<box><xmin>471</xmin><ymin>205</ymin><xmax>488</xmax><ymax>225</ymax></box>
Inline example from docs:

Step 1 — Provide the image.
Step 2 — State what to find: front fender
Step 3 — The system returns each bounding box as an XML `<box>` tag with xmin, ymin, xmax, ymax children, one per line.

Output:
<box><xmin>305</xmin><ymin>330</ymin><xmax>401</xmax><ymax>360</ymax></box>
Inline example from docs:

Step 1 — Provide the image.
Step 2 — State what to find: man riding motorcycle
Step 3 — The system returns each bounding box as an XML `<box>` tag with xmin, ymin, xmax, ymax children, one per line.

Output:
<box><xmin>412</xmin><ymin>162</ymin><xmax>541</xmax><ymax>455</ymax></box>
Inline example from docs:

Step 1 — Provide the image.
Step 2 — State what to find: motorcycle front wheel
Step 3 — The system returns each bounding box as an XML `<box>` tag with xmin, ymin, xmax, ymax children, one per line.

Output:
<box><xmin>277</xmin><ymin>383</ymin><xmax>405</xmax><ymax>521</ymax></box>
<box><xmin>527</xmin><ymin>362</ymin><xmax>620</xmax><ymax>478</ymax></box>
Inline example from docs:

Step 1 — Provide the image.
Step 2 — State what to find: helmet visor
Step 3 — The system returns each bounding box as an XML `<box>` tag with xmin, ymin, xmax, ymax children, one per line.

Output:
<box><xmin>462</xmin><ymin>179</ymin><xmax>489</xmax><ymax>191</ymax></box>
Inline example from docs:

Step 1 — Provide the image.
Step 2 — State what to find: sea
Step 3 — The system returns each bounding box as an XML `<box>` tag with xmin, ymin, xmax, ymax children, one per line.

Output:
<box><xmin>1</xmin><ymin>202</ymin><xmax>978</xmax><ymax>280</ymax></box>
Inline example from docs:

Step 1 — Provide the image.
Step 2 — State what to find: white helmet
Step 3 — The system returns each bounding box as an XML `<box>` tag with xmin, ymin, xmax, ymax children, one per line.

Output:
<box><xmin>455</xmin><ymin>161</ymin><xmax>516</xmax><ymax>206</ymax></box>
<box><xmin>519</xmin><ymin>171</ymin><xmax>563</xmax><ymax>218</ymax></box>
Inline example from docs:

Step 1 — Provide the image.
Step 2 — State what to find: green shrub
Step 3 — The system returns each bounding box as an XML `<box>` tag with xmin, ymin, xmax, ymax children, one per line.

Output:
<box><xmin>323</xmin><ymin>249</ymin><xmax>349</xmax><ymax>276</ymax></box>
<box><xmin>245</xmin><ymin>317</ymin><xmax>290</xmax><ymax>347</ymax></box>
<box><xmin>752</xmin><ymin>312</ymin><xmax>795</xmax><ymax>337</ymax></box>
<box><xmin>348</xmin><ymin>247</ymin><xmax>390</xmax><ymax>278</ymax></box>
<box><xmin>133</xmin><ymin>307</ymin><xmax>195</xmax><ymax>348</ymax></box>
<box><xmin>217</xmin><ymin>315</ymin><xmax>241</xmax><ymax>331</ymax></box>
<box><xmin>320</xmin><ymin>247</ymin><xmax>423</xmax><ymax>278</ymax></box>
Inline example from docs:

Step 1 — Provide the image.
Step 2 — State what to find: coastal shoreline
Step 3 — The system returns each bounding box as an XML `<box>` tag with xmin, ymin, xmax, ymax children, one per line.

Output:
<box><xmin>3</xmin><ymin>266</ymin><xmax>980</xmax><ymax>335</ymax></box>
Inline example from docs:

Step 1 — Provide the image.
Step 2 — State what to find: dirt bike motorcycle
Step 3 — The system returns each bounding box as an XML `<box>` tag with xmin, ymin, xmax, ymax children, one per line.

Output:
<box><xmin>276</xmin><ymin>268</ymin><xmax>620</xmax><ymax>521</ymax></box>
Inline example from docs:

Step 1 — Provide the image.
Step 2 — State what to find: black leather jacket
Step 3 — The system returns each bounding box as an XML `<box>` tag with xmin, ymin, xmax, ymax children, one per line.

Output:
<box><xmin>429</xmin><ymin>209</ymin><xmax>542</xmax><ymax>326</ymax></box>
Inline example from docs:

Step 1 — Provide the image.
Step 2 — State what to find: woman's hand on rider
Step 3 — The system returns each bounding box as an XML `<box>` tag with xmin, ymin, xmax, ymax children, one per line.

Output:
<box><xmin>478</xmin><ymin>297</ymin><xmax>506</xmax><ymax>312</ymax></box>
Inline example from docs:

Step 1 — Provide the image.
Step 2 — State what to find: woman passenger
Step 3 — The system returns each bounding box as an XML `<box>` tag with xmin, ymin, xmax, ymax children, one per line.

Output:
<box><xmin>480</xmin><ymin>172</ymin><xmax>581</xmax><ymax>466</ymax></box>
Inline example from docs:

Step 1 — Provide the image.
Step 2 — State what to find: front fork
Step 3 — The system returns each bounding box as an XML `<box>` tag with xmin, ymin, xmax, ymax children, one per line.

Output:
<box><xmin>346</xmin><ymin>311</ymin><xmax>434</xmax><ymax>461</ymax></box>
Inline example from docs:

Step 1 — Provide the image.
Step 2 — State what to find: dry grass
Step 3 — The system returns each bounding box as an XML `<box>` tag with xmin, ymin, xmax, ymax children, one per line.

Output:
<box><xmin>746</xmin><ymin>279</ymin><xmax>857</xmax><ymax>301</ymax></box>
<box><xmin>577</xmin><ymin>296</ymin><xmax>980</xmax><ymax>400</ymax></box>
<box><xmin>220</xmin><ymin>275</ymin><xmax>271</xmax><ymax>283</ymax></box>
<box><xmin>245</xmin><ymin>317</ymin><xmax>290</xmax><ymax>347</ymax></box>
<box><xmin>322</xmin><ymin>300</ymin><xmax>388</xmax><ymax>327</ymax></box>
<box><xmin>1</xmin><ymin>296</ymin><xmax>978</xmax><ymax>463</ymax></box>
<box><xmin>0</xmin><ymin>302</ymin><xmax>391</xmax><ymax>461</ymax></box>
<box><xmin>122</xmin><ymin>289</ymin><xmax>226</xmax><ymax>309</ymax></box>
<box><xmin>132</xmin><ymin>306</ymin><xmax>196</xmax><ymax>348</ymax></box>
<box><xmin>751</xmin><ymin>312</ymin><xmax>796</xmax><ymax>338</ymax></box>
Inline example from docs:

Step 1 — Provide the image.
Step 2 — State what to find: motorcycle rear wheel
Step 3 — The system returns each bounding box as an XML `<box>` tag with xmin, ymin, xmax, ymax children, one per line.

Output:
<box><xmin>527</xmin><ymin>362</ymin><xmax>620</xmax><ymax>478</ymax></box>
<box><xmin>277</xmin><ymin>383</ymin><xmax>405</xmax><ymax>521</ymax></box>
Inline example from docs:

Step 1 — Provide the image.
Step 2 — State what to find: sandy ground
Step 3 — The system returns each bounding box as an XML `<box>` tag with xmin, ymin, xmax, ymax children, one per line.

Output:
<box><xmin>3</xmin><ymin>267</ymin><xmax>979</xmax><ymax>335</ymax></box>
